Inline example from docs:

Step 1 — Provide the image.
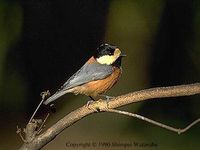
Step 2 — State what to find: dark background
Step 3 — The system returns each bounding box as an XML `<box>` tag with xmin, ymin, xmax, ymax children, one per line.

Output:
<box><xmin>0</xmin><ymin>0</ymin><xmax>200</xmax><ymax>149</ymax></box>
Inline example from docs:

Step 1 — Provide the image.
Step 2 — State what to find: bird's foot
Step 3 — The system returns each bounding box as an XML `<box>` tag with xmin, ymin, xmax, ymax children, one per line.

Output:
<box><xmin>86</xmin><ymin>100</ymin><xmax>94</xmax><ymax>107</ymax></box>
<box><xmin>87</xmin><ymin>96</ymin><xmax>95</xmax><ymax>107</ymax></box>
<box><xmin>86</xmin><ymin>100</ymin><xmax>101</xmax><ymax>112</ymax></box>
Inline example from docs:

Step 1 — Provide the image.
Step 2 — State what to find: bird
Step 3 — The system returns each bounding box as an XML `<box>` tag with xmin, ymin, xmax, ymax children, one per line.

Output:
<box><xmin>43</xmin><ymin>43</ymin><xmax>126</xmax><ymax>105</ymax></box>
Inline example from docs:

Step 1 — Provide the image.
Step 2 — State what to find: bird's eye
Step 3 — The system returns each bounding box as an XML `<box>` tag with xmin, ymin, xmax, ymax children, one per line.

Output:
<box><xmin>108</xmin><ymin>50</ymin><xmax>113</xmax><ymax>55</ymax></box>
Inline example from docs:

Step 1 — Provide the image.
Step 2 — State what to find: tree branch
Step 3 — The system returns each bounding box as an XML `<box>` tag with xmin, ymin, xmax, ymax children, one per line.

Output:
<box><xmin>105</xmin><ymin>108</ymin><xmax>200</xmax><ymax>134</ymax></box>
<box><xmin>18</xmin><ymin>83</ymin><xmax>200</xmax><ymax>150</ymax></box>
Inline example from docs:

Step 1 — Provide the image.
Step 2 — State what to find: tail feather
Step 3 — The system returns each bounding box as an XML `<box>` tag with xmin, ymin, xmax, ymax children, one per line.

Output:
<box><xmin>43</xmin><ymin>90</ymin><xmax>68</xmax><ymax>105</ymax></box>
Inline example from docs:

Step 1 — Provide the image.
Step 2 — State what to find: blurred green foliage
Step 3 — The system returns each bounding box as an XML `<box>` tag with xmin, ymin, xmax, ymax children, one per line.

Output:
<box><xmin>0</xmin><ymin>0</ymin><xmax>25</xmax><ymax>110</ymax></box>
<box><xmin>0</xmin><ymin>0</ymin><xmax>22</xmax><ymax>84</ymax></box>
<box><xmin>106</xmin><ymin>0</ymin><xmax>164</xmax><ymax>90</ymax></box>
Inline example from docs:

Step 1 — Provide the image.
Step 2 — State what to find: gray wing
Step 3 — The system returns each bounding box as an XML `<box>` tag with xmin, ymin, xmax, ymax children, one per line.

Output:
<box><xmin>62</xmin><ymin>62</ymin><xmax>113</xmax><ymax>90</ymax></box>
<box><xmin>43</xmin><ymin>62</ymin><xmax>113</xmax><ymax>105</ymax></box>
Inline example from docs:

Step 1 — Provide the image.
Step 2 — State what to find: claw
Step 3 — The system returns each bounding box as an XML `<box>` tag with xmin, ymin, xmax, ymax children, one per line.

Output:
<box><xmin>86</xmin><ymin>100</ymin><xmax>100</xmax><ymax>112</ymax></box>
<box><xmin>86</xmin><ymin>100</ymin><xmax>94</xmax><ymax>107</ymax></box>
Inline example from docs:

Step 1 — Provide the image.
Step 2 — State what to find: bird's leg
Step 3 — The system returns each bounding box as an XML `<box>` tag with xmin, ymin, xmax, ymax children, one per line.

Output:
<box><xmin>89</xmin><ymin>96</ymin><xmax>95</xmax><ymax>100</ymax></box>
<box><xmin>86</xmin><ymin>96</ymin><xmax>100</xmax><ymax>112</ymax></box>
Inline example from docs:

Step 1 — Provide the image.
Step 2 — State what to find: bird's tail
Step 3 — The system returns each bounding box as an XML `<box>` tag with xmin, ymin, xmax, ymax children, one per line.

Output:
<box><xmin>43</xmin><ymin>90</ymin><xmax>68</xmax><ymax>105</ymax></box>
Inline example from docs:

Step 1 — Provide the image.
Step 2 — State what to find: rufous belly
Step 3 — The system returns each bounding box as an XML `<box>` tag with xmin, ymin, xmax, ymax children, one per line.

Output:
<box><xmin>69</xmin><ymin>67</ymin><xmax>121</xmax><ymax>97</ymax></box>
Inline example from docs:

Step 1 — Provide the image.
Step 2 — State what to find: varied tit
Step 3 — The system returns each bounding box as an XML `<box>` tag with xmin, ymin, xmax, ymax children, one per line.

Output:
<box><xmin>43</xmin><ymin>43</ymin><xmax>126</xmax><ymax>105</ymax></box>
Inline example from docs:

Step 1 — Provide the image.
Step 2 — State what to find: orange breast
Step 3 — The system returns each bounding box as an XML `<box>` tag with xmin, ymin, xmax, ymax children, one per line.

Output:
<box><xmin>86</xmin><ymin>56</ymin><xmax>96</xmax><ymax>64</ymax></box>
<box><xmin>70</xmin><ymin>67</ymin><xmax>121</xmax><ymax>97</ymax></box>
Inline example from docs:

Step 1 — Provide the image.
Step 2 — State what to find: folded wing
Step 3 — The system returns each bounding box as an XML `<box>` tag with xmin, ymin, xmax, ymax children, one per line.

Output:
<box><xmin>44</xmin><ymin>62</ymin><xmax>113</xmax><ymax>105</ymax></box>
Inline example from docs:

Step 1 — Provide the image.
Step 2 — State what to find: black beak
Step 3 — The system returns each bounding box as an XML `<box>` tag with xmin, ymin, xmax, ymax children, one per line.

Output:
<box><xmin>120</xmin><ymin>53</ymin><xmax>126</xmax><ymax>57</ymax></box>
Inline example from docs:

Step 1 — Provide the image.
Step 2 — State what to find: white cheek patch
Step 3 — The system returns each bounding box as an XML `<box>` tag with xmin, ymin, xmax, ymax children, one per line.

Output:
<box><xmin>96</xmin><ymin>55</ymin><xmax>116</xmax><ymax>65</ymax></box>
<box><xmin>96</xmin><ymin>48</ymin><xmax>121</xmax><ymax>65</ymax></box>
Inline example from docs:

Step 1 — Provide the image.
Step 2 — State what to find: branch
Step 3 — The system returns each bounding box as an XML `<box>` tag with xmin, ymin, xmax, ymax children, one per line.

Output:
<box><xmin>106</xmin><ymin>109</ymin><xmax>200</xmax><ymax>134</ymax></box>
<box><xmin>18</xmin><ymin>83</ymin><xmax>200</xmax><ymax>150</ymax></box>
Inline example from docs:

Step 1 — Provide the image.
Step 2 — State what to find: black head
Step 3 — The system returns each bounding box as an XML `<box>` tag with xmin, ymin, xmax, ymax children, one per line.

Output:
<box><xmin>94</xmin><ymin>43</ymin><xmax>126</xmax><ymax>66</ymax></box>
<box><xmin>95</xmin><ymin>43</ymin><xmax>117</xmax><ymax>58</ymax></box>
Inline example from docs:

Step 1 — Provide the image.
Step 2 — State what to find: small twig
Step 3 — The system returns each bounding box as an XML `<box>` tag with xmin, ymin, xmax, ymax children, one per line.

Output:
<box><xmin>106</xmin><ymin>108</ymin><xmax>200</xmax><ymax>134</ymax></box>
<box><xmin>28</xmin><ymin>91</ymin><xmax>50</xmax><ymax>124</ymax></box>
<box><xmin>16</xmin><ymin>126</ymin><xmax>27</xmax><ymax>143</ymax></box>
<box><xmin>178</xmin><ymin>118</ymin><xmax>200</xmax><ymax>134</ymax></box>
<box><xmin>37</xmin><ymin>113</ymin><xmax>50</xmax><ymax>135</ymax></box>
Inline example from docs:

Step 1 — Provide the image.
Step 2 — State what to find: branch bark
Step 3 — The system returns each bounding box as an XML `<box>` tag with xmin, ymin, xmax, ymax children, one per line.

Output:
<box><xmin>18</xmin><ymin>83</ymin><xmax>200</xmax><ymax>150</ymax></box>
